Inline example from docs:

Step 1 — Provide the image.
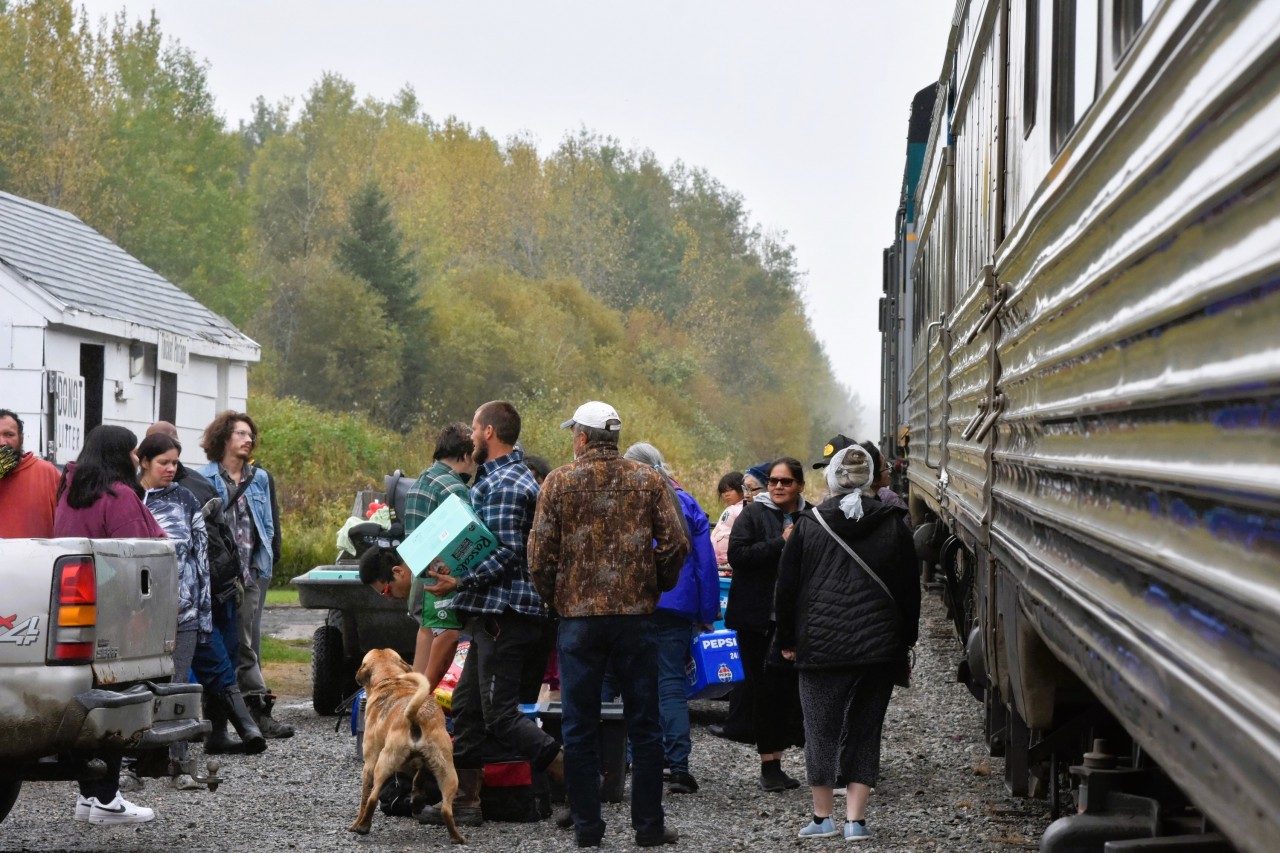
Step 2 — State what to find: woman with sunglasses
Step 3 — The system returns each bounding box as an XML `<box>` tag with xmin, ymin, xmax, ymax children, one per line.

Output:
<box><xmin>725</xmin><ymin>457</ymin><xmax>808</xmax><ymax>792</ymax></box>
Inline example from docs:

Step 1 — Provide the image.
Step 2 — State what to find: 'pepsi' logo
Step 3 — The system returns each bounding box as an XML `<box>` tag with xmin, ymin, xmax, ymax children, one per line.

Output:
<box><xmin>701</xmin><ymin>636</ymin><xmax>738</xmax><ymax>650</ymax></box>
<box><xmin>716</xmin><ymin>663</ymin><xmax>733</xmax><ymax>682</ymax></box>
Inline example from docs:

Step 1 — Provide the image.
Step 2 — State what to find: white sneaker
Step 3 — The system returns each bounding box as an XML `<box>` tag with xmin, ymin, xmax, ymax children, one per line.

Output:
<box><xmin>74</xmin><ymin>795</ymin><xmax>92</xmax><ymax>821</ymax></box>
<box><xmin>87</xmin><ymin>794</ymin><xmax>155</xmax><ymax>825</ymax></box>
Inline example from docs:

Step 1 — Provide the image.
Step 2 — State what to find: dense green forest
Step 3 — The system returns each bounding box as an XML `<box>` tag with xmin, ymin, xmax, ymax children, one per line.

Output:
<box><xmin>0</xmin><ymin>0</ymin><xmax>862</xmax><ymax>578</ymax></box>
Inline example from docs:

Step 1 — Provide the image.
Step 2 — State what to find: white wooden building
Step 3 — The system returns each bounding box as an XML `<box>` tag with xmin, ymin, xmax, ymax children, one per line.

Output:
<box><xmin>0</xmin><ymin>191</ymin><xmax>259</xmax><ymax>465</ymax></box>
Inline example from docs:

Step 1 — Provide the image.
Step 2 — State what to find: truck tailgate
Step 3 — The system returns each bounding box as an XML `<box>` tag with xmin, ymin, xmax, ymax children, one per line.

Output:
<box><xmin>88</xmin><ymin>538</ymin><xmax>178</xmax><ymax>685</ymax></box>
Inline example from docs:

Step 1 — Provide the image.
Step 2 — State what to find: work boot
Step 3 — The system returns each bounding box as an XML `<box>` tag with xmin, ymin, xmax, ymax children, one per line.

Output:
<box><xmin>221</xmin><ymin>687</ymin><xmax>267</xmax><ymax>754</ymax></box>
<box><xmin>418</xmin><ymin>767</ymin><xmax>483</xmax><ymax>827</ymax></box>
<box><xmin>759</xmin><ymin>759</ymin><xmax>796</xmax><ymax>792</ymax></box>
<box><xmin>203</xmin><ymin>695</ymin><xmax>244</xmax><ymax>755</ymax></box>
<box><xmin>245</xmin><ymin>692</ymin><xmax>294</xmax><ymax>739</ymax></box>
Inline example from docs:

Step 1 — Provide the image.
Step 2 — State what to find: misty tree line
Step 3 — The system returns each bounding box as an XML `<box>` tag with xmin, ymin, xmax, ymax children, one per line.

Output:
<box><xmin>0</xmin><ymin>0</ymin><xmax>862</xmax><ymax>483</ymax></box>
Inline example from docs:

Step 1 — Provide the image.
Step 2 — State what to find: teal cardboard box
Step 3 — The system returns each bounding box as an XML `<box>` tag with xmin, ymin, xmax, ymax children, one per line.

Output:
<box><xmin>397</xmin><ymin>493</ymin><xmax>496</xmax><ymax>578</ymax></box>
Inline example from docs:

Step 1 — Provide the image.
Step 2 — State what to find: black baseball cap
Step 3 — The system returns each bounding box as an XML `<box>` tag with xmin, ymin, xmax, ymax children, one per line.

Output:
<box><xmin>812</xmin><ymin>434</ymin><xmax>857</xmax><ymax>469</ymax></box>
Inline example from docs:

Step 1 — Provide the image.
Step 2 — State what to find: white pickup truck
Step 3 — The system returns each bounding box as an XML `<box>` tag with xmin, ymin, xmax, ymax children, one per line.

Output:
<box><xmin>0</xmin><ymin>538</ymin><xmax>208</xmax><ymax>822</ymax></box>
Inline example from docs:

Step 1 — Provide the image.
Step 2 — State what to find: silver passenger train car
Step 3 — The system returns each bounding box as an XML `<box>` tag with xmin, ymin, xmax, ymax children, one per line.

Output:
<box><xmin>880</xmin><ymin>1</ymin><xmax>1279</xmax><ymax>850</ymax></box>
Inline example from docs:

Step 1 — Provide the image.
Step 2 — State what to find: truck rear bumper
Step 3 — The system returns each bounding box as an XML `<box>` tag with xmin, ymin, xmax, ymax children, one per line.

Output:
<box><xmin>68</xmin><ymin>681</ymin><xmax>207</xmax><ymax>750</ymax></box>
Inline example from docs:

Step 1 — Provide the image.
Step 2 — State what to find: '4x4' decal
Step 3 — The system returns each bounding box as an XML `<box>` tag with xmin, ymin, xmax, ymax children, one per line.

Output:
<box><xmin>0</xmin><ymin>614</ymin><xmax>41</xmax><ymax>645</ymax></box>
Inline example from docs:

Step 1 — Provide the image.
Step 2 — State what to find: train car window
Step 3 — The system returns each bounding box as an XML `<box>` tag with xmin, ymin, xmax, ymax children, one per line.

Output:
<box><xmin>1074</xmin><ymin>0</ymin><xmax>1099</xmax><ymax>125</ymax></box>
<box><xmin>1024</xmin><ymin>0</ymin><xmax>1039</xmax><ymax>137</ymax></box>
<box><xmin>1051</xmin><ymin>0</ymin><xmax>1100</xmax><ymax>153</ymax></box>
<box><xmin>1113</xmin><ymin>0</ymin><xmax>1144</xmax><ymax>64</ymax></box>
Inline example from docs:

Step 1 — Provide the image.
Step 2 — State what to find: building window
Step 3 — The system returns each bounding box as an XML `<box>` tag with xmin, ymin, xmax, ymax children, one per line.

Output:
<box><xmin>79</xmin><ymin>343</ymin><xmax>103</xmax><ymax>432</ymax></box>
<box><xmin>158</xmin><ymin>370</ymin><xmax>177</xmax><ymax>423</ymax></box>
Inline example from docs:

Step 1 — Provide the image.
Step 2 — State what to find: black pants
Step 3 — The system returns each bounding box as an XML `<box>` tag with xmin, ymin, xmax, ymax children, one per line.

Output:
<box><xmin>451</xmin><ymin>609</ymin><xmax>560</xmax><ymax>770</ymax></box>
<box><xmin>736</xmin><ymin>625</ymin><xmax>803</xmax><ymax>755</ymax></box>
<box><xmin>78</xmin><ymin>753</ymin><xmax>121</xmax><ymax>802</ymax></box>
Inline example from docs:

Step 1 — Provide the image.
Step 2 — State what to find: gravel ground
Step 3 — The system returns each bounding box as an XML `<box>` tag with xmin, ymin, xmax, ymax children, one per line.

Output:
<box><xmin>1</xmin><ymin>595</ymin><xmax>1048</xmax><ymax>851</ymax></box>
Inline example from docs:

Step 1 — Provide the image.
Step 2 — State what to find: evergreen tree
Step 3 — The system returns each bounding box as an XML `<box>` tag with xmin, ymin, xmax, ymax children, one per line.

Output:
<box><xmin>336</xmin><ymin>181</ymin><xmax>420</xmax><ymax>323</ymax></box>
<box><xmin>334</xmin><ymin>180</ymin><xmax>427</xmax><ymax>431</ymax></box>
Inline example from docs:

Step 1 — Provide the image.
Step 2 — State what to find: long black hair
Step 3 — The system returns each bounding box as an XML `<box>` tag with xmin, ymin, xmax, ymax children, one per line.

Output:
<box><xmin>59</xmin><ymin>425</ymin><xmax>142</xmax><ymax>508</ymax></box>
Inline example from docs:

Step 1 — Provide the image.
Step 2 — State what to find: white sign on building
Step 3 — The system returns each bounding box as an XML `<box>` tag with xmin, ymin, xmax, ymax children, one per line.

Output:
<box><xmin>47</xmin><ymin>370</ymin><xmax>85</xmax><ymax>464</ymax></box>
<box><xmin>157</xmin><ymin>331</ymin><xmax>190</xmax><ymax>374</ymax></box>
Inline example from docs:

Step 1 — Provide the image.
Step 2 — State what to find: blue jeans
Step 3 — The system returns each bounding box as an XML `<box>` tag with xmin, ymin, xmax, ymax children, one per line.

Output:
<box><xmin>604</xmin><ymin>611</ymin><xmax>696</xmax><ymax>775</ymax></box>
<box><xmin>192</xmin><ymin>597</ymin><xmax>238</xmax><ymax>693</ymax></box>
<box><xmin>559</xmin><ymin>614</ymin><xmax>664</xmax><ymax>843</ymax></box>
<box><xmin>653</xmin><ymin>611</ymin><xmax>695</xmax><ymax>775</ymax></box>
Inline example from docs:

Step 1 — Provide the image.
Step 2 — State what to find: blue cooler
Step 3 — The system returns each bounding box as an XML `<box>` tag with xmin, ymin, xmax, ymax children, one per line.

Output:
<box><xmin>714</xmin><ymin>576</ymin><xmax>731</xmax><ymax>630</ymax></box>
<box><xmin>686</xmin><ymin>629</ymin><xmax>744</xmax><ymax>699</ymax></box>
<box><xmin>351</xmin><ymin>688</ymin><xmax>366</xmax><ymax>761</ymax></box>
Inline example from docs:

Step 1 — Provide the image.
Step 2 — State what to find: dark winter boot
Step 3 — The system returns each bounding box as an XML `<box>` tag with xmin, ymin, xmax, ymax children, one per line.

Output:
<box><xmin>203</xmin><ymin>694</ymin><xmax>244</xmax><ymax>755</ymax></box>
<box><xmin>246</xmin><ymin>692</ymin><xmax>294</xmax><ymax>739</ymax></box>
<box><xmin>221</xmin><ymin>686</ymin><xmax>267</xmax><ymax>754</ymax></box>
<box><xmin>759</xmin><ymin>759</ymin><xmax>797</xmax><ymax>792</ymax></box>
<box><xmin>417</xmin><ymin>767</ymin><xmax>484</xmax><ymax>827</ymax></box>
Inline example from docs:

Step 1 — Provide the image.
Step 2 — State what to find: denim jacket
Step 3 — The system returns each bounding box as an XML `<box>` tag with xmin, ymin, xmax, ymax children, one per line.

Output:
<box><xmin>197</xmin><ymin>461</ymin><xmax>276</xmax><ymax>580</ymax></box>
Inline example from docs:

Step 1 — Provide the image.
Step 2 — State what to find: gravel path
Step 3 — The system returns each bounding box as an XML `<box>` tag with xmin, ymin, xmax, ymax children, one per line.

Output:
<box><xmin>1</xmin><ymin>595</ymin><xmax>1048</xmax><ymax>851</ymax></box>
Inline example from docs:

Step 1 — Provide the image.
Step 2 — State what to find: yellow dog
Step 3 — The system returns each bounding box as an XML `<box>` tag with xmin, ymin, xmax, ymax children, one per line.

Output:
<box><xmin>348</xmin><ymin>648</ymin><xmax>466</xmax><ymax>843</ymax></box>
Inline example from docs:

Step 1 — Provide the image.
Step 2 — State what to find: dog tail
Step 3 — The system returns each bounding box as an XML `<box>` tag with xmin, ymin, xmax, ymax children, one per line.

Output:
<box><xmin>403</xmin><ymin>671</ymin><xmax>432</xmax><ymax>740</ymax></box>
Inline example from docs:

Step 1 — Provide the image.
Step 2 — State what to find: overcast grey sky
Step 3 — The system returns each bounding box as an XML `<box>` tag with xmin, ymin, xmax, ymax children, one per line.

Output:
<box><xmin>79</xmin><ymin>0</ymin><xmax>956</xmax><ymax>435</ymax></box>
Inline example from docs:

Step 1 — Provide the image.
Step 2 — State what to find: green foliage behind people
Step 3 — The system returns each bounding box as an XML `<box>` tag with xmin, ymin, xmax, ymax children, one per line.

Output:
<box><xmin>0</xmin><ymin>0</ymin><xmax>866</xmax><ymax>581</ymax></box>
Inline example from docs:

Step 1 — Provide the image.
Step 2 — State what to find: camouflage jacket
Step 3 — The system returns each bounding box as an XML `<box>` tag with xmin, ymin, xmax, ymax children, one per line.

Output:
<box><xmin>528</xmin><ymin>441</ymin><xmax>689</xmax><ymax>618</ymax></box>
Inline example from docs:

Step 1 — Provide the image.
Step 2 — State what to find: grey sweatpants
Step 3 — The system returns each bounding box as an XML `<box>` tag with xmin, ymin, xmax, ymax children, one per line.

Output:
<box><xmin>170</xmin><ymin>628</ymin><xmax>198</xmax><ymax>762</ymax></box>
<box><xmin>798</xmin><ymin>665</ymin><xmax>895</xmax><ymax>787</ymax></box>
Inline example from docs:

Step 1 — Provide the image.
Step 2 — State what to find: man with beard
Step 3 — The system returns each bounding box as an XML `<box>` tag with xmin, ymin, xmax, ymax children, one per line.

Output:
<box><xmin>418</xmin><ymin>400</ymin><xmax>563</xmax><ymax>829</ymax></box>
<box><xmin>0</xmin><ymin>408</ymin><xmax>59</xmax><ymax>538</ymax></box>
<box><xmin>197</xmin><ymin>411</ymin><xmax>293</xmax><ymax>739</ymax></box>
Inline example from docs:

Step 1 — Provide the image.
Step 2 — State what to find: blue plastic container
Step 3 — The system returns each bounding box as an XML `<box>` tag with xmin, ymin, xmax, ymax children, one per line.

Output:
<box><xmin>714</xmin><ymin>576</ymin><xmax>731</xmax><ymax>630</ymax></box>
<box><xmin>686</xmin><ymin>629</ymin><xmax>744</xmax><ymax>699</ymax></box>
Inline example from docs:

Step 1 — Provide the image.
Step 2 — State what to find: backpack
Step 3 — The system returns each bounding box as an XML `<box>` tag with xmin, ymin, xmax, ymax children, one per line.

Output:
<box><xmin>202</xmin><ymin>497</ymin><xmax>243</xmax><ymax>604</ymax></box>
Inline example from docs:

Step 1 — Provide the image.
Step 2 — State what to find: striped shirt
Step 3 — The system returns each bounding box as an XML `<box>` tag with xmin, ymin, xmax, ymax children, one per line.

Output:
<box><xmin>453</xmin><ymin>448</ymin><xmax>544</xmax><ymax>617</ymax></box>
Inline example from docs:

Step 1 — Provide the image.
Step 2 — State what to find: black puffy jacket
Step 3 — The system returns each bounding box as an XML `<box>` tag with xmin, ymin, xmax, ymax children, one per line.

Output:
<box><xmin>725</xmin><ymin>499</ymin><xmax>799</xmax><ymax>634</ymax></box>
<box><xmin>774</xmin><ymin>496</ymin><xmax>919</xmax><ymax>670</ymax></box>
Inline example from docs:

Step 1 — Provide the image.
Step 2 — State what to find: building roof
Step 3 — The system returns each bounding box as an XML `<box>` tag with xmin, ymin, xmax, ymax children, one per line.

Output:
<box><xmin>0</xmin><ymin>191</ymin><xmax>258</xmax><ymax>361</ymax></box>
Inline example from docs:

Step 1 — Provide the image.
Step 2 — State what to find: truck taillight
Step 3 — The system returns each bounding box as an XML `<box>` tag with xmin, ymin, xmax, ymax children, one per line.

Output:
<box><xmin>49</xmin><ymin>556</ymin><xmax>96</xmax><ymax>664</ymax></box>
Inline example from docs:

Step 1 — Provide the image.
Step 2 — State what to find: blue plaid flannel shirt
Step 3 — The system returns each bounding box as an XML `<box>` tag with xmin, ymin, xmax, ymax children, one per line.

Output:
<box><xmin>453</xmin><ymin>448</ymin><xmax>545</xmax><ymax>617</ymax></box>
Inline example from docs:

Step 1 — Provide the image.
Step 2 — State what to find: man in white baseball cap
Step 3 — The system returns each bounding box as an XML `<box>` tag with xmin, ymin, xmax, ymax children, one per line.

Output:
<box><xmin>559</xmin><ymin>401</ymin><xmax>622</xmax><ymax>432</ymax></box>
<box><xmin>530</xmin><ymin>399</ymin><xmax>687</xmax><ymax>847</ymax></box>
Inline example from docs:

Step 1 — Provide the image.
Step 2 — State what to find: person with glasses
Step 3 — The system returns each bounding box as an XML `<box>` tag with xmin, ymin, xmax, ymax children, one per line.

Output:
<box><xmin>741</xmin><ymin>463</ymin><xmax>770</xmax><ymax>502</ymax></box>
<box><xmin>725</xmin><ymin>457</ymin><xmax>808</xmax><ymax>792</ymax></box>
<box><xmin>197</xmin><ymin>411</ymin><xmax>293</xmax><ymax>740</ymax></box>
